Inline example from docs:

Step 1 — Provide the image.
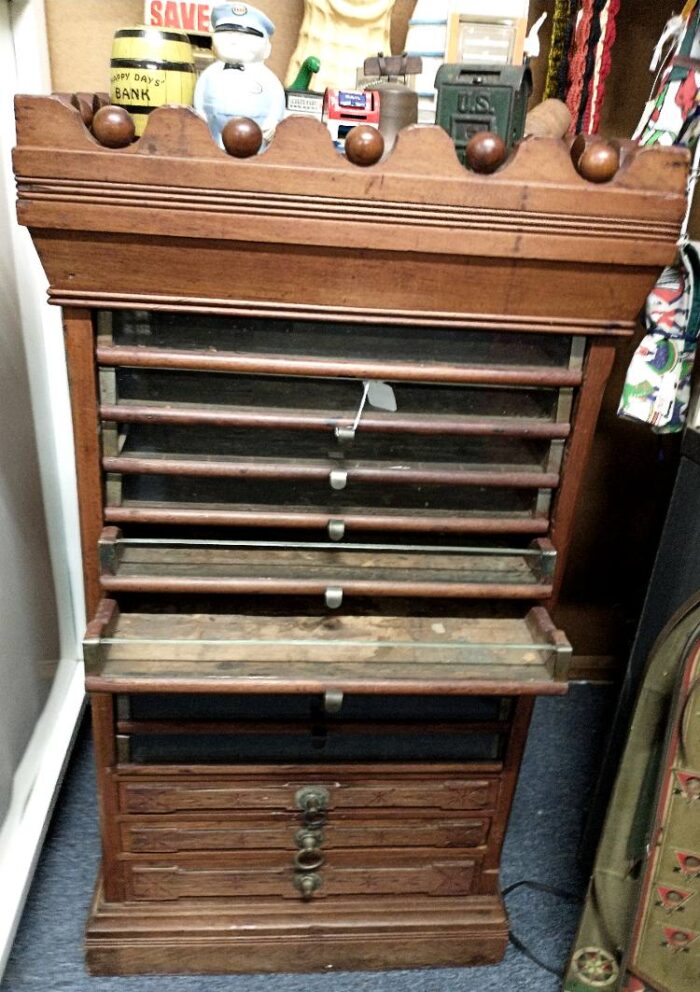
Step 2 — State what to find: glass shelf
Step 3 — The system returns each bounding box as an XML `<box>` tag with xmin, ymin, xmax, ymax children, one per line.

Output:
<box><xmin>85</xmin><ymin>604</ymin><xmax>571</xmax><ymax>695</ymax></box>
<box><xmin>98</xmin><ymin>534</ymin><xmax>556</xmax><ymax>601</ymax></box>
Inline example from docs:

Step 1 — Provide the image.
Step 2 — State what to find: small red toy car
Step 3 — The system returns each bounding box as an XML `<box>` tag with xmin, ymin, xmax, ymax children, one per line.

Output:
<box><xmin>323</xmin><ymin>89</ymin><xmax>380</xmax><ymax>150</ymax></box>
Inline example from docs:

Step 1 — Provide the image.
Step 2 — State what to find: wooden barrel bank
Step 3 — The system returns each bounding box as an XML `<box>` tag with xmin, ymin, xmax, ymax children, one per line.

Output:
<box><xmin>110</xmin><ymin>27</ymin><xmax>195</xmax><ymax>136</ymax></box>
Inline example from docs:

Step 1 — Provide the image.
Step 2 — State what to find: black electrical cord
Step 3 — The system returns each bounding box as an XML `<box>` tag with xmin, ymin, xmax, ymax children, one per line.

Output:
<box><xmin>503</xmin><ymin>879</ymin><xmax>583</xmax><ymax>979</ymax></box>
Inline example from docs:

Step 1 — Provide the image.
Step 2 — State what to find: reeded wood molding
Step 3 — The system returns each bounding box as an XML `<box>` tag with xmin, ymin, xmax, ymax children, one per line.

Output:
<box><xmin>14</xmin><ymin>96</ymin><xmax>687</xmax><ymax>268</ymax></box>
<box><xmin>84</xmin><ymin>297</ymin><xmax>635</xmax><ymax>335</ymax></box>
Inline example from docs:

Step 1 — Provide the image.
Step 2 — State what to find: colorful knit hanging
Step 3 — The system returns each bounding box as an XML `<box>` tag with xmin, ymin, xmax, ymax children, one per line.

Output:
<box><xmin>575</xmin><ymin>0</ymin><xmax>609</xmax><ymax>132</ymax></box>
<box><xmin>543</xmin><ymin>0</ymin><xmax>621</xmax><ymax>133</ymax></box>
<box><xmin>544</xmin><ymin>0</ymin><xmax>576</xmax><ymax>100</ymax></box>
<box><xmin>566</xmin><ymin>1</ymin><xmax>595</xmax><ymax>125</ymax></box>
<box><xmin>584</xmin><ymin>0</ymin><xmax>620</xmax><ymax>134</ymax></box>
<box><xmin>556</xmin><ymin>0</ymin><xmax>581</xmax><ymax>102</ymax></box>
<box><xmin>582</xmin><ymin>1</ymin><xmax>610</xmax><ymax>132</ymax></box>
<box><xmin>564</xmin><ymin>0</ymin><xmax>612</xmax><ymax>133</ymax></box>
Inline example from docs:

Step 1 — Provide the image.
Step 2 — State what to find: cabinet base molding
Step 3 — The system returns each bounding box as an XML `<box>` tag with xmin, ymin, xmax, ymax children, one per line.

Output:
<box><xmin>85</xmin><ymin>873</ymin><xmax>508</xmax><ymax>974</ymax></box>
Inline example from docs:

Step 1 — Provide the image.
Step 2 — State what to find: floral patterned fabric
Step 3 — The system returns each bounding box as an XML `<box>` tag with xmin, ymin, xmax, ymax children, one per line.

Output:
<box><xmin>622</xmin><ymin>3</ymin><xmax>700</xmax><ymax>433</ymax></box>
<box><xmin>634</xmin><ymin>2</ymin><xmax>700</xmax><ymax>147</ymax></box>
<box><xmin>618</xmin><ymin>245</ymin><xmax>700</xmax><ymax>433</ymax></box>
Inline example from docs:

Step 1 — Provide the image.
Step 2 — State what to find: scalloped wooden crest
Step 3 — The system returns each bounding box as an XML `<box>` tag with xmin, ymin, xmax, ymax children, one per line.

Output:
<box><xmin>136</xmin><ymin>105</ymin><xmax>221</xmax><ymax>158</ymax></box>
<box><xmin>499</xmin><ymin>135</ymin><xmax>587</xmax><ymax>185</ymax></box>
<box><xmin>382</xmin><ymin>128</ymin><xmax>589</xmax><ymax>185</ymax></box>
<box><xmin>13</xmin><ymin>94</ymin><xmax>691</xmax><ymax>194</ymax></box>
<box><xmin>138</xmin><ymin>111</ymin><xmax>354</xmax><ymax>168</ymax></box>
<box><xmin>615</xmin><ymin>142</ymin><xmax>689</xmax><ymax>193</ymax></box>
<box><xmin>260</xmin><ymin>115</ymin><xmax>348</xmax><ymax>168</ymax></box>
<box><xmin>382</xmin><ymin>125</ymin><xmax>466</xmax><ymax>178</ymax></box>
<box><xmin>14</xmin><ymin>94</ymin><xmax>101</xmax><ymax>150</ymax></box>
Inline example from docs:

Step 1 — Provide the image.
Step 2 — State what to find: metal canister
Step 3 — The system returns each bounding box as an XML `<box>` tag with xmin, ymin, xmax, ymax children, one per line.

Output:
<box><xmin>375</xmin><ymin>83</ymin><xmax>418</xmax><ymax>155</ymax></box>
<box><xmin>110</xmin><ymin>26</ymin><xmax>195</xmax><ymax>136</ymax></box>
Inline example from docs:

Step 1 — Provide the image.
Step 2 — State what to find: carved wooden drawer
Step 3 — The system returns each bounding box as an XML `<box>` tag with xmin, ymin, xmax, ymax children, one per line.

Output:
<box><xmin>122</xmin><ymin>850</ymin><xmax>481</xmax><ymax>902</ymax></box>
<box><xmin>118</xmin><ymin>775</ymin><xmax>501</xmax><ymax>816</ymax></box>
<box><xmin>119</xmin><ymin>815</ymin><xmax>491</xmax><ymax>854</ymax></box>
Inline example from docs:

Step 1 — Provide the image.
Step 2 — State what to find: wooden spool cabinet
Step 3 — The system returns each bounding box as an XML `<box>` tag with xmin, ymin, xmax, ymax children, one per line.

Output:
<box><xmin>12</xmin><ymin>98</ymin><xmax>687</xmax><ymax>975</ymax></box>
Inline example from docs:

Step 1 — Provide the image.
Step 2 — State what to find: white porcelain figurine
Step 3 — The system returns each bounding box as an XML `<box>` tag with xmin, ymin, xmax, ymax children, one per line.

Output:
<box><xmin>194</xmin><ymin>2</ymin><xmax>286</xmax><ymax>148</ymax></box>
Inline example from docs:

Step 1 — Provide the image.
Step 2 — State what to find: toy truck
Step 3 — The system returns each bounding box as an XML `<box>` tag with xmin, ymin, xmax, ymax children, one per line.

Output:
<box><xmin>323</xmin><ymin>89</ymin><xmax>380</xmax><ymax>150</ymax></box>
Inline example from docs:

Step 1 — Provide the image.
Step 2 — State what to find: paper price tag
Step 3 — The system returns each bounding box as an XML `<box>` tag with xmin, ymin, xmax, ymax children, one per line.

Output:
<box><xmin>367</xmin><ymin>380</ymin><xmax>397</xmax><ymax>412</ymax></box>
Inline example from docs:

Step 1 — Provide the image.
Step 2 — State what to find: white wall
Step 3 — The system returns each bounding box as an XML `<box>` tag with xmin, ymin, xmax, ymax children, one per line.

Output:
<box><xmin>0</xmin><ymin>0</ymin><xmax>85</xmax><ymax>978</ymax></box>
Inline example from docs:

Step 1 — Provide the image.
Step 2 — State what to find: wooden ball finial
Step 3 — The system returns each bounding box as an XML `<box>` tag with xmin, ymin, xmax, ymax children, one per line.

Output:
<box><xmin>92</xmin><ymin>92</ymin><xmax>111</xmax><ymax>115</ymax></box>
<box><xmin>222</xmin><ymin>117</ymin><xmax>263</xmax><ymax>158</ymax></box>
<box><xmin>569</xmin><ymin>132</ymin><xmax>589</xmax><ymax>168</ymax></box>
<box><xmin>576</xmin><ymin>140</ymin><xmax>620</xmax><ymax>183</ymax></box>
<box><xmin>71</xmin><ymin>93</ymin><xmax>94</xmax><ymax>127</ymax></box>
<box><xmin>91</xmin><ymin>105</ymin><xmax>135</xmax><ymax>148</ymax></box>
<box><xmin>465</xmin><ymin>131</ymin><xmax>507</xmax><ymax>174</ymax></box>
<box><xmin>345</xmin><ymin>125</ymin><xmax>384</xmax><ymax>167</ymax></box>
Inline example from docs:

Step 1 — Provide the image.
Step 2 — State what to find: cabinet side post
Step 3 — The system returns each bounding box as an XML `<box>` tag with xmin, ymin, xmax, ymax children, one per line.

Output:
<box><xmin>549</xmin><ymin>340</ymin><xmax>616</xmax><ymax>604</ymax></box>
<box><xmin>90</xmin><ymin>693</ymin><xmax>124</xmax><ymax>901</ymax></box>
<box><xmin>63</xmin><ymin>307</ymin><xmax>103</xmax><ymax>616</ymax></box>
<box><xmin>480</xmin><ymin>696</ymin><xmax>535</xmax><ymax>893</ymax></box>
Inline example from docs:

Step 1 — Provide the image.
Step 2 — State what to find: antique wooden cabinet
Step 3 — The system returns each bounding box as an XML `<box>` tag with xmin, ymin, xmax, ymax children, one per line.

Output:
<box><xmin>13</xmin><ymin>96</ymin><xmax>687</xmax><ymax>975</ymax></box>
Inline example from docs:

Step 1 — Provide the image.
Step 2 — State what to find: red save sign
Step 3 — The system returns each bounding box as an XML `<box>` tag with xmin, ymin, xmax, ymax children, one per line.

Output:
<box><xmin>145</xmin><ymin>2</ymin><xmax>212</xmax><ymax>35</ymax></box>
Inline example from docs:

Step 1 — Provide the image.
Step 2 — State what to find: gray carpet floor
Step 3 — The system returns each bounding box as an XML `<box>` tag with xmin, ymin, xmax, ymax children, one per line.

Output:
<box><xmin>1</xmin><ymin>684</ymin><xmax>614</xmax><ymax>992</ymax></box>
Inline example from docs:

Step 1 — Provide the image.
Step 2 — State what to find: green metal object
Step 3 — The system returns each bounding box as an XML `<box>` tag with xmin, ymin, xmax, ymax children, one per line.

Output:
<box><xmin>288</xmin><ymin>56</ymin><xmax>321</xmax><ymax>92</ymax></box>
<box><xmin>434</xmin><ymin>63</ymin><xmax>533</xmax><ymax>164</ymax></box>
<box><xmin>563</xmin><ymin>595</ymin><xmax>700</xmax><ymax>992</ymax></box>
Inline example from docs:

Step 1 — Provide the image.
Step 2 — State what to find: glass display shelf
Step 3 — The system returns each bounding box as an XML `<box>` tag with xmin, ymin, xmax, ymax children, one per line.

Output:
<box><xmin>85</xmin><ymin>602</ymin><xmax>571</xmax><ymax>695</ymax></box>
<box><xmin>98</xmin><ymin>533</ymin><xmax>556</xmax><ymax>601</ymax></box>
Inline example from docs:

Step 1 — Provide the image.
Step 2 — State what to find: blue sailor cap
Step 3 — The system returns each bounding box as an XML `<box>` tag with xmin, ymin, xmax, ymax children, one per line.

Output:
<box><xmin>211</xmin><ymin>3</ymin><xmax>275</xmax><ymax>38</ymax></box>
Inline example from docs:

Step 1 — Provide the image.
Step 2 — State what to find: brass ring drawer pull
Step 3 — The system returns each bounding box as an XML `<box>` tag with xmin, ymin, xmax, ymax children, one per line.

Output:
<box><xmin>302</xmin><ymin>812</ymin><xmax>326</xmax><ymax>829</ymax></box>
<box><xmin>296</xmin><ymin>827</ymin><xmax>324</xmax><ymax>848</ymax></box>
<box><xmin>294</xmin><ymin>848</ymin><xmax>325</xmax><ymax>871</ymax></box>
<box><xmin>293</xmin><ymin>787</ymin><xmax>329</xmax><ymax>897</ymax></box>
<box><xmin>294</xmin><ymin>873</ymin><xmax>321</xmax><ymax>900</ymax></box>
<box><xmin>295</xmin><ymin>785</ymin><xmax>330</xmax><ymax>817</ymax></box>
